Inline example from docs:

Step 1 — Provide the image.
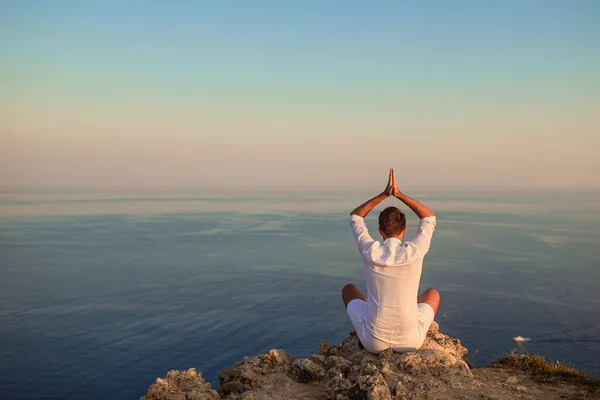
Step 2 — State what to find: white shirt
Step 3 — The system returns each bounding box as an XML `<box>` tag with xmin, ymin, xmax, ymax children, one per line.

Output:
<box><xmin>349</xmin><ymin>214</ymin><xmax>437</xmax><ymax>343</ymax></box>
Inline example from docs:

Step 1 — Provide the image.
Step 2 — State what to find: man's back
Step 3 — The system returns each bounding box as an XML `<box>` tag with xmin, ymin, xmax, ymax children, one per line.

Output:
<box><xmin>350</xmin><ymin>214</ymin><xmax>437</xmax><ymax>343</ymax></box>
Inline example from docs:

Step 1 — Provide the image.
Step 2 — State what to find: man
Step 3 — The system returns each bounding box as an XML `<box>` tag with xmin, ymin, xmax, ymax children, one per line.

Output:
<box><xmin>343</xmin><ymin>168</ymin><xmax>440</xmax><ymax>353</ymax></box>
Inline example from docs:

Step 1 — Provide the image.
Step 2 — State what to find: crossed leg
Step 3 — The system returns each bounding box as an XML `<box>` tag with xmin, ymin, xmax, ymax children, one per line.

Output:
<box><xmin>342</xmin><ymin>284</ymin><xmax>366</xmax><ymax>308</ymax></box>
<box><xmin>417</xmin><ymin>288</ymin><xmax>440</xmax><ymax>314</ymax></box>
<box><xmin>342</xmin><ymin>283</ymin><xmax>440</xmax><ymax>314</ymax></box>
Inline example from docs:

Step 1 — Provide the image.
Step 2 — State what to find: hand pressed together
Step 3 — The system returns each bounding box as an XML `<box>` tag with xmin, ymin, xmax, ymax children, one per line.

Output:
<box><xmin>383</xmin><ymin>168</ymin><xmax>401</xmax><ymax>197</ymax></box>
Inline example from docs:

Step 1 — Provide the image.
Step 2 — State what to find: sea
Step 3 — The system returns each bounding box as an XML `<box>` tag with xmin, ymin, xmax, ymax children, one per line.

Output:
<box><xmin>1</xmin><ymin>188</ymin><xmax>599</xmax><ymax>399</ymax></box>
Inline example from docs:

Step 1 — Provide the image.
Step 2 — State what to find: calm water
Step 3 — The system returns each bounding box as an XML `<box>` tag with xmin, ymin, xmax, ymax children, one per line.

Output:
<box><xmin>1</xmin><ymin>190</ymin><xmax>599</xmax><ymax>399</ymax></box>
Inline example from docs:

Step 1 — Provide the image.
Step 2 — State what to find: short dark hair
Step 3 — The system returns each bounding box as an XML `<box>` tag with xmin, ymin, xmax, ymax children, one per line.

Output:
<box><xmin>378</xmin><ymin>206</ymin><xmax>406</xmax><ymax>237</ymax></box>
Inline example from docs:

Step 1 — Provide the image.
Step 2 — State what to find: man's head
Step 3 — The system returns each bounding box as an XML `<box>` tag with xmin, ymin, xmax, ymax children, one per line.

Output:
<box><xmin>378</xmin><ymin>206</ymin><xmax>407</xmax><ymax>239</ymax></box>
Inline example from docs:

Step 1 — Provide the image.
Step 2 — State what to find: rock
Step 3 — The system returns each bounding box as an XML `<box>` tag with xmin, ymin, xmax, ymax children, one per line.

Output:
<box><xmin>140</xmin><ymin>368</ymin><xmax>220</xmax><ymax>400</ymax></box>
<box><xmin>360</xmin><ymin>361</ymin><xmax>378</xmax><ymax>376</ymax></box>
<box><xmin>392</xmin><ymin>381</ymin><xmax>407</xmax><ymax>397</ymax></box>
<box><xmin>324</xmin><ymin>367</ymin><xmax>341</xmax><ymax>382</ymax></box>
<box><xmin>320</xmin><ymin>339</ymin><xmax>331</xmax><ymax>355</ymax></box>
<box><xmin>290</xmin><ymin>358</ymin><xmax>326</xmax><ymax>383</ymax></box>
<box><xmin>378</xmin><ymin>348</ymin><xmax>394</xmax><ymax>360</ymax></box>
<box><xmin>324</xmin><ymin>355</ymin><xmax>353</xmax><ymax>379</ymax></box>
<box><xmin>143</xmin><ymin>322</ymin><xmax>591</xmax><ymax>400</ymax></box>
<box><xmin>219</xmin><ymin>381</ymin><xmax>250</xmax><ymax>395</ymax></box>
<box><xmin>379</xmin><ymin>365</ymin><xmax>399</xmax><ymax>390</ymax></box>
<box><xmin>325</xmin><ymin>374</ymin><xmax>353</xmax><ymax>397</ymax></box>
<box><xmin>359</xmin><ymin>372</ymin><xmax>391</xmax><ymax>400</ymax></box>
<box><xmin>420</xmin><ymin>321</ymin><xmax>468</xmax><ymax>361</ymax></box>
<box><xmin>309</xmin><ymin>354</ymin><xmax>327</xmax><ymax>365</ymax></box>
<box><xmin>218</xmin><ymin>349</ymin><xmax>295</xmax><ymax>391</ymax></box>
<box><xmin>236</xmin><ymin>394</ymin><xmax>256</xmax><ymax>400</ymax></box>
<box><xmin>328</xmin><ymin>355</ymin><xmax>353</xmax><ymax>369</ymax></box>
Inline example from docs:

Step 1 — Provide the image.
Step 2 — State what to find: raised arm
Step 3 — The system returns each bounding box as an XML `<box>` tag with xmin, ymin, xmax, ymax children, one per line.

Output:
<box><xmin>391</xmin><ymin>172</ymin><xmax>436</xmax><ymax>253</ymax></box>
<box><xmin>350</xmin><ymin>193</ymin><xmax>388</xmax><ymax>217</ymax></box>
<box><xmin>393</xmin><ymin>186</ymin><xmax>435</xmax><ymax>218</ymax></box>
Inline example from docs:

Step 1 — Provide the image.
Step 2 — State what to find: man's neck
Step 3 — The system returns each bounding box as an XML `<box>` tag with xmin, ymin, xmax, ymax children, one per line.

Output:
<box><xmin>383</xmin><ymin>235</ymin><xmax>404</xmax><ymax>241</ymax></box>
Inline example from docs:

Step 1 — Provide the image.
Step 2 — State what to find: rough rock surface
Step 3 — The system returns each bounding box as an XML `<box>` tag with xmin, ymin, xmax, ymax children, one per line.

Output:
<box><xmin>142</xmin><ymin>368</ymin><xmax>220</xmax><ymax>400</ymax></box>
<box><xmin>141</xmin><ymin>322</ymin><xmax>593</xmax><ymax>399</ymax></box>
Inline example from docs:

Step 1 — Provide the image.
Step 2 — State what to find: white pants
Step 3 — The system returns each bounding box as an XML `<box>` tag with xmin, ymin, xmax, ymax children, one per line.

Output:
<box><xmin>346</xmin><ymin>299</ymin><xmax>435</xmax><ymax>354</ymax></box>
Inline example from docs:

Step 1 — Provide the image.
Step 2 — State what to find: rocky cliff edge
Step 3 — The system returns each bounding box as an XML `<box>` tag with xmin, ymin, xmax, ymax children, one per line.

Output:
<box><xmin>140</xmin><ymin>322</ymin><xmax>593</xmax><ymax>400</ymax></box>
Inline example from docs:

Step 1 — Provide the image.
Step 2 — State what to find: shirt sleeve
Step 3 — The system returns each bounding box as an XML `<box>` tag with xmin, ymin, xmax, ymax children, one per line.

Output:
<box><xmin>349</xmin><ymin>214</ymin><xmax>376</xmax><ymax>255</ymax></box>
<box><xmin>407</xmin><ymin>216</ymin><xmax>436</xmax><ymax>255</ymax></box>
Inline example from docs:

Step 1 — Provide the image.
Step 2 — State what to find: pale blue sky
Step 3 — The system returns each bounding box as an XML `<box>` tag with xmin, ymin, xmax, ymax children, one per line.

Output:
<box><xmin>1</xmin><ymin>1</ymin><xmax>599</xmax><ymax>190</ymax></box>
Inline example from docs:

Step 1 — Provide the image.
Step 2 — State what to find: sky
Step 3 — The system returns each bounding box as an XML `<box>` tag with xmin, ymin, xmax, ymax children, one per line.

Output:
<box><xmin>1</xmin><ymin>1</ymin><xmax>599</xmax><ymax>191</ymax></box>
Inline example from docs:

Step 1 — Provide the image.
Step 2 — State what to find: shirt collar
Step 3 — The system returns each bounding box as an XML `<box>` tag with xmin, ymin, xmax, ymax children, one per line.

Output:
<box><xmin>384</xmin><ymin>237</ymin><xmax>403</xmax><ymax>245</ymax></box>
